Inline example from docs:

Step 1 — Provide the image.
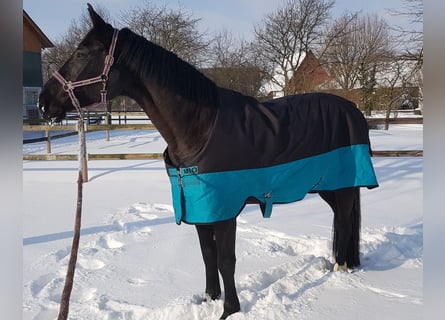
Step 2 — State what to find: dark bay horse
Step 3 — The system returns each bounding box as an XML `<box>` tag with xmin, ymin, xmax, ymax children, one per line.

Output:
<box><xmin>39</xmin><ymin>5</ymin><xmax>378</xmax><ymax>319</ymax></box>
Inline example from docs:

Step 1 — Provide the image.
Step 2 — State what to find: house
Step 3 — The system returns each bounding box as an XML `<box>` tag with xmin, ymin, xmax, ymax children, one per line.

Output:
<box><xmin>23</xmin><ymin>10</ymin><xmax>53</xmax><ymax>123</ymax></box>
<box><xmin>284</xmin><ymin>50</ymin><xmax>421</xmax><ymax>112</ymax></box>
<box><xmin>284</xmin><ymin>50</ymin><xmax>333</xmax><ymax>95</ymax></box>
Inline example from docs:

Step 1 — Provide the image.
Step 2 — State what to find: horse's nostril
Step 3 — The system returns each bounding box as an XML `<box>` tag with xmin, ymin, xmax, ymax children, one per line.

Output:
<box><xmin>39</xmin><ymin>104</ymin><xmax>46</xmax><ymax>116</ymax></box>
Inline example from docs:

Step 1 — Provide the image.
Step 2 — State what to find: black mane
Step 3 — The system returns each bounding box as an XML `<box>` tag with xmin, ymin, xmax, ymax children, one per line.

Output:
<box><xmin>117</xmin><ymin>28</ymin><xmax>218</xmax><ymax>105</ymax></box>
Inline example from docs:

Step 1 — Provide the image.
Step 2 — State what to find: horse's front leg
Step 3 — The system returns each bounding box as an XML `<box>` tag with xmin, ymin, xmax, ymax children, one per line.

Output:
<box><xmin>213</xmin><ymin>218</ymin><xmax>240</xmax><ymax>319</ymax></box>
<box><xmin>196</xmin><ymin>224</ymin><xmax>221</xmax><ymax>300</ymax></box>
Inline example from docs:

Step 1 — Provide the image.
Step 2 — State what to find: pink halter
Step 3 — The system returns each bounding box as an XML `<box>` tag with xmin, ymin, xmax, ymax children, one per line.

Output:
<box><xmin>52</xmin><ymin>28</ymin><xmax>119</xmax><ymax>115</ymax></box>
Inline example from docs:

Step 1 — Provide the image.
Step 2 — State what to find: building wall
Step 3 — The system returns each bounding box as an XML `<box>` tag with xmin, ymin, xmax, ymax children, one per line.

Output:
<box><xmin>22</xmin><ymin>11</ymin><xmax>53</xmax><ymax>121</ymax></box>
<box><xmin>23</xmin><ymin>12</ymin><xmax>48</xmax><ymax>88</ymax></box>
<box><xmin>23</xmin><ymin>51</ymin><xmax>43</xmax><ymax>87</ymax></box>
<box><xmin>23</xmin><ymin>17</ymin><xmax>42</xmax><ymax>52</ymax></box>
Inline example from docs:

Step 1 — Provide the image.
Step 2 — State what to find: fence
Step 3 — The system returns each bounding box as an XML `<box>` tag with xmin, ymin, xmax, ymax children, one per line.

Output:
<box><xmin>23</xmin><ymin>117</ymin><xmax>423</xmax><ymax>161</ymax></box>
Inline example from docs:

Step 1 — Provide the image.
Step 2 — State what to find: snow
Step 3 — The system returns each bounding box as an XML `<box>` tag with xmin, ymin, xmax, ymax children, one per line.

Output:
<box><xmin>23</xmin><ymin>124</ymin><xmax>422</xmax><ymax>319</ymax></box>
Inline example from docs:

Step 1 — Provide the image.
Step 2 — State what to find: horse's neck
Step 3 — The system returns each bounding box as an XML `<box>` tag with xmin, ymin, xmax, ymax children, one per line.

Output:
<box><xmin>124</xmin><ymin>77</ymin><xmax>216</xmax><ymax>166</ymax></box>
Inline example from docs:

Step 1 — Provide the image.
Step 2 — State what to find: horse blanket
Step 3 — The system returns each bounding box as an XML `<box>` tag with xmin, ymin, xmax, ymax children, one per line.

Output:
<box><xmin>164</xmin><ymin>90</ymin><xmax>378</xmax><ymax>224</ymax></box>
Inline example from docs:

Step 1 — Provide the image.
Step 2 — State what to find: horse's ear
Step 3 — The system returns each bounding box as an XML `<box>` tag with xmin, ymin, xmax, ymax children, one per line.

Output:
<box><xmin>87</xmin><ymin>3</ymin><xmax>107</xmax><ymax>30</ymax></box>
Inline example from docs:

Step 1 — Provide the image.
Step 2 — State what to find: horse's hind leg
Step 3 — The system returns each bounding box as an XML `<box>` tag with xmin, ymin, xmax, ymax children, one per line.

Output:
<box><xmin>196</xmin><ymin>224</ymin><xmax>221</xmax><ymax>300</ymax></box>
<box><xmin>319</xmin><ymin>187</ymin><xmax>361</xmax><ymax>270</ymax></box>
<box><xmin>213</xmin><ymin>218</ymin><xmax>240</xmax><ymax>319</ymax></box>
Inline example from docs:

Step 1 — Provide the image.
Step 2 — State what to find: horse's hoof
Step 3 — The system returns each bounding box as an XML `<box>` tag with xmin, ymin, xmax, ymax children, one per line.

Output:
<box><xmin>220</xmin><ymin>304</ymin><xmax>240</xmax><ymax>319</ymax></box>
<box><xmin>204</xmin><ymin>292</ymin><xmax>221</xmax><ymax>302</ymax></box>
<box><xmin>219</xmin><ymin>310</ymin><xmax>237</xmax><ymax>319</ymax></box>
<box><xmin>333</xmin><ymin>262</ymin><xmax>348</xmax><ymax>272</ymax></box>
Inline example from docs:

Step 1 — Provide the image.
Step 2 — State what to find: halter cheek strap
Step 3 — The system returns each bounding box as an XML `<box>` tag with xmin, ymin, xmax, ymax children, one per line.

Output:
<box><xmin>52</xmin><ymin>28</ymin><xmax>119</xmax><ymax>116</ymax></box>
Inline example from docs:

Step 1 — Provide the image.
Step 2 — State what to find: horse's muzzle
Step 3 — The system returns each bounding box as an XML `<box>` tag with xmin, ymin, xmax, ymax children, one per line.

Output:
<box><xmin>39</xmin><ymin>100</ymin><xmax>67</xmax><ymax>123</ymax></box>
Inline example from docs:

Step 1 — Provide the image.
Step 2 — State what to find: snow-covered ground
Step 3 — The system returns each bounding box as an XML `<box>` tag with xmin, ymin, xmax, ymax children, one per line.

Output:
<box><xmin>23</xmin><ymin>124</ymin><xmax>423</xmax><ymax>320</ymax></box>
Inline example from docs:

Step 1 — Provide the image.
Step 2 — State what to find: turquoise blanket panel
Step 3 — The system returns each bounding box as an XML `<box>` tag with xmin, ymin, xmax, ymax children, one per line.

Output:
<box><xmin>168</xmin><ymin>144</ymin><xmax>378</xmax><ymax>224</ymax></box>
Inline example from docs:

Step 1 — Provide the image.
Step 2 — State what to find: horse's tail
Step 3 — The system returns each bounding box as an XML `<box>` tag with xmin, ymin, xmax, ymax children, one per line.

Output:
<box><xmin>346</xmin><ymin>188</ymin><xmax>361</xmax><ymax>268</ymax></box>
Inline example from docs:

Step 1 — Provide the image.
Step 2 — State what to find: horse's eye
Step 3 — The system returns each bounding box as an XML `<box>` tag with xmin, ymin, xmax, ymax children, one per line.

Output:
<box><xmin>75</xmin><ymin>48</ymin><xmax>88</xmax><ymax>60</ymax></box>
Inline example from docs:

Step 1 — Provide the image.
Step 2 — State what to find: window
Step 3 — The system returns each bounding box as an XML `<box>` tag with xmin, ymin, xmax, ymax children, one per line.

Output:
<box><xmin>23</xmin><ymin>87</ymin><xmax>42</xmax><ymax>122</ymax></box>
<box><xmin>23</xmin><ymin>87</ymin><xmax>40</xmax><ymax>105</ymax></box>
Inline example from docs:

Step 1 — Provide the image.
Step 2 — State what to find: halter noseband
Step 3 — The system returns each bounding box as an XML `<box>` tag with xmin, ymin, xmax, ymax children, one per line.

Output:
<box><xmin>52</xmin><ymin>28</ymin><xmax>119</xmax><ymax>116</ymax></box>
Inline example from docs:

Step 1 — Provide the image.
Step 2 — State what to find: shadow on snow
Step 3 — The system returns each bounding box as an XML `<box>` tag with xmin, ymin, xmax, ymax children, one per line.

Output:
<box><xmin>23</xmin><ymin>215</ymin><xmax>176</xmax><ymax>246</ymax></box>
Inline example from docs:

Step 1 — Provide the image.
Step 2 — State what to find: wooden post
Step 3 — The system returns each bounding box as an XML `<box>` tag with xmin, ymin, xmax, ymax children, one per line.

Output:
<box><xmin>105</xmin><ymin>112</ymin><xmax>110</xmax><ymax>142</ymax></box>
<box><xmin>45</xmin><ymin>129</ymin><xmax>51</xmax><ymax>154</ymax></box>
<box><xmin>106</xmin><ymin>102</ymin><xmax>111</xmax><ymax>141</ymax></box>
<box><xmin>57</xmin><ymin>118</ymin><xmax>87</xmax><ymax>320</ymax></box>
<box><xmin>57</xmin><ymin>170</ymin><xmax>83</xmax><ymax>320</ymax></box>
<box><xmin>77</xmin><ymin>120</ymin><xmax>88</xmax><ymax>183</ymax></box>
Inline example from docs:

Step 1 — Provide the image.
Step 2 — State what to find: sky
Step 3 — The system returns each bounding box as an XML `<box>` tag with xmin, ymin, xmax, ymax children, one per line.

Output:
<box><xmin>23</xmin><ymin>0</ymin><xmax>415</xmax><ymax>43</ymax></box>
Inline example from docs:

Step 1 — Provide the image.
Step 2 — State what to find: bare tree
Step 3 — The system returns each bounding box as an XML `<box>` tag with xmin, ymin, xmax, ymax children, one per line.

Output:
<box><xmin>390</xmin><ymin>0</ymin><xmax>423</xmax><ymax>55</ymax></box>
<box><xmin>203</xmin><ymin>30</ymin><xmax>267</xmax><ymax>97</ymax></box>
<box><xmin>322</xmin><ymin>13</ymin><xmax>394</xmax><ymax>90</ymax></box>
<box><xmin>41</xmin><ymin>5</ymin><xmax>111</xmax><ymax>83</ymax></box>
<box><xmin>253</xmin><ymin>0</ymin><xmax>335</xmax><ymax>95</ymax></box>
<box><xmin>119</xmin><ymin>1</ymin><xmax>208</xmax><ymax>65</ymax></box>
<box><xmin>209</xmin><ymin>30</ymin><xmax>249</xmax><ymax>68</ymax></box>
<box><xmin>389</xmin><ymin>0</ymin><xmax>423</xmax><ymax>113</ymax></box>
<box><xmin>376</xmin><ymin>55</ymin><xmax>420</xmax><ymax>128</ymax></box>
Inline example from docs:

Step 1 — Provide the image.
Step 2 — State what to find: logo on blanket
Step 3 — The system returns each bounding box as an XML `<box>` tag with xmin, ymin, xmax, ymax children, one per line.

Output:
<box><xmin>180</xmin><ymin>166</ymin><xmax>199</xmax><ymax>176</ymax></box>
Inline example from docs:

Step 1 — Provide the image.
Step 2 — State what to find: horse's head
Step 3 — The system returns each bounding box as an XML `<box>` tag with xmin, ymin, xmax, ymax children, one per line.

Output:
<box><xmin>39</xmin><ymin>4</ymin><xmax>121</xmax><ymax>122</ymax></box>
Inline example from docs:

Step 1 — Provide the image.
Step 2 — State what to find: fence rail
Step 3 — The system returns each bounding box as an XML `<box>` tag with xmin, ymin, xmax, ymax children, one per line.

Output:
<box><xmin>23</xmin><ymin>118</ymin><xmax>423</xmax><ymax>161</ymax></box>
<box><xmin>23</xmin><ymin>117</ymin><xmax>422</xmax><ymax>133</ymax></box>
<box><xmin>22</xmin><ymin>150</ymin><xmax>422</xmax><ymax>161</ymax></box>
<box><xmin>23</xmin><ymin>123</ymin><xmax>157</xmax><ymax>132</ymax></box>
<box><xmin>23</xmin><ymin>153</ymin><xmax>164</xmax><ymax>161</ymax></box>
<box><xmin>366</xmin><ymin>117</ymin><xmax>423</xmax><ymax>125</ymax></box>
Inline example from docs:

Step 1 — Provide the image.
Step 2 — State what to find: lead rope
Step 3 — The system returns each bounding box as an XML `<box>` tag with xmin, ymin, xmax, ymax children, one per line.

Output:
<box><xmin>55</xmin><ymin>29</ymin><xmax>118</xmax><ymax>320</ymax></box>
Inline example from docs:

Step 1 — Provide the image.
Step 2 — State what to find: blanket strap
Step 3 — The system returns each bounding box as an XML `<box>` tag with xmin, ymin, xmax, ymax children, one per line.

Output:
<box><xmin>260</xmin><ymin>192</ymin><xmax>273</xmax><ymax>218</ymax></box>
<box><xmin>168</xmin><ymin>168</ymin><xmax>185</xmax><ymax>224</ymax></box>
<box><xmin>167</xmin><ymin>166</ymin><xmax>199</xmax><ymax>224</ymax></box>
